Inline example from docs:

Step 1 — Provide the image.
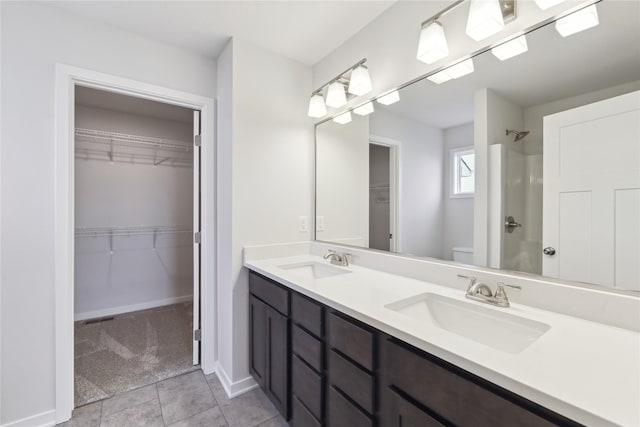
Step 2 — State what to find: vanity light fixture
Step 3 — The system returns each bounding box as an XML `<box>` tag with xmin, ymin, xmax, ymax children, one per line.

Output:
<box><xmin>348</xmin><ymin>65</ymin><xmax>373</xmax><ymax>96</ymax></box>
<box><xmin>333</xmin><ymin>111</ymin><xmax>352</xmax><ymax>125</ymax></box>
<box><xmin>353</xmin><ymin>102</ymin><xmax>375</xmax><ymax>116</ymax></box>
<box><xmin>326</xmin><ymin>81</ymin><xmax>348</xmax><ymax>108</ymax></box>
<box><xmin>533</xmin><ymin>0</ymin><xmax>565</xmax><ymax>10</ymax></box>
<box><xmin>307</xmin><ymin>93</ymin><xmax>328</xmax><ymax>118</ymax></box>
<box><xmin>376</xmin><ymin>90</ymin><xmax>400</xmax><ymax>106</ymax></box>
<box><xmin>466</xmin><ymin>0</ymin><xmax>505</xmax><ymax>41</ymax></box>
<box><xmin>491</xmin><ymin>34</ymin><xmax>528</xmax><ymax>60</ymax></box>
<box><xmin>417</xmin><ymin>0</ymin><xmax>516</xmax><ymax>64</ymax></box>
<box><xmin>555</xmin><ymin>4</ymin><xmax>599</xmax><ymax>37</ymax></box>
<box><xmin>417</xmin><ymin>20</ymin><xmax>449</xmax><ymax>64</ymax></box>
<box><xmin>307</xmin><ymin>58</ymin><xmax>373</xmax><ymax>118</ymax></box>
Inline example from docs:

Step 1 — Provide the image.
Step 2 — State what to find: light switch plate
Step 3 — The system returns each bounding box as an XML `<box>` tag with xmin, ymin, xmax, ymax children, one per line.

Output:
<box><xmin>316</xmin><ymin>216</ymin><xmax>325</xmax><ymax>231</ymax></box>
<box><xmin>299</xmin><ymin>216</ymin><xmax>308</xmax><ymax>232</ymax></box>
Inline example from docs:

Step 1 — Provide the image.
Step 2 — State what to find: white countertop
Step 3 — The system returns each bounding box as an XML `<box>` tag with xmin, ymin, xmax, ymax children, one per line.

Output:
<box><xmin>245</xmin><ymin>253</ymin><xmax>640</xmax><ymax>427</ymax></box>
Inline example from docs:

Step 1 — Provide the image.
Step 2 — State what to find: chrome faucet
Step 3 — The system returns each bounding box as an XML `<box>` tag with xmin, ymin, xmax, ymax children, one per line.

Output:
<box><xmin>323</xmin><ymin>250</ymin><xmax>351</xmax><ymax>267</ymax></box>
<box><xmin>458</xmin><ymin>275</ymin><xmax>510</xmax><ymax>308</ymax></box>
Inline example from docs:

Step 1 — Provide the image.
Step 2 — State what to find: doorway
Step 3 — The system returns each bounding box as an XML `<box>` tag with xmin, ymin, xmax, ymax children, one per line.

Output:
<box><xmin>55</xmin><ymin>64</ymin><xmax>215</xmax><ymax>423</ymax></box>
<box><xmin>369</xmin><ymin>137</ymin><xmax>400</xmax><ymax>252</ymax></box>
<box><xmin>73</xmin><ymin>86</ymin><xmax>200</xmax><ymax>406</ymax></box>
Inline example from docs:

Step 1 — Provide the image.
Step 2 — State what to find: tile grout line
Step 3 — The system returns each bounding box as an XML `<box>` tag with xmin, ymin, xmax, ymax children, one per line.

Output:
<box><xmin>155</xmin><ymin>382</ymin><xmax>166</xmax><ymax>427</ymax></box>
<box><xmin>204</xmin><ymin>372</ymin><xmax>233</xmax><ymax>426</ymax></box>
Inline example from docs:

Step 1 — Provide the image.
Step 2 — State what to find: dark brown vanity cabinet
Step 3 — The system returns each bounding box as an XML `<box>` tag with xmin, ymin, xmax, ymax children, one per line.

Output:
<box><xmin>291</xmin><ymin>292</ymin><xmax>326</xmax><ymax>427</ymax></box>
<box><xmin>248</xmin><ymin>270</ymin><xmax>583</xmax><ymax>427</ymax></box>
<box><xmin>326</xmin><ymin>312</ymin><xmax>376</xmax><ymax>427</ymax></box>
<box><xmin>249</xmin><ymin>272</ymin><xmax>290</xmax><ymax>419</ymax></box>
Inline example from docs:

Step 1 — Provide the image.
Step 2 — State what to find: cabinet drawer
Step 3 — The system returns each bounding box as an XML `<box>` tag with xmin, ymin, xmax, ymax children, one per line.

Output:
<box><xmin>328</xmin><ymin>312</ymin><xmax>374</xmax><ymax>371</ymax></box>
<box><xmin>328</xmin><ymin>386</ymin><xmax>372</xmax><ymax>427</ymax></box>
<box><xmin>293</xmin><ymin>396</ymin><xmax>322</xmax><ymax>427</ymax></box>
<box><xmin>249</xmin><ymin>271</ymin><xmax>289</xmax><ymax>315</ymax></box>
<box><xmin>329</xmin><ymin>350</ymin><xmax>373</xmax><ymax>414</ymax></box>
<box><xmin>386</xmin><ymin>339</ymin><xmax>557</xmax><ymax>427</ymax></box>
<box><xmin>293</xmin><ymin>324</ymin><xmax>323</xmax><ymax>373</ymax></box>
<box><xmin>292</xmin><ymin>292</ymin><xmax>323</xmax><ymax>338</ymax></box>
<box><xmin>293</xmin><ymin>355</ymin><xmax>324</xmax><ymax>421</ymax></box>
<box><xmin>385</xmin><ymin>387</ymin><xmax>444</xmax><ymax>427</ymax></box>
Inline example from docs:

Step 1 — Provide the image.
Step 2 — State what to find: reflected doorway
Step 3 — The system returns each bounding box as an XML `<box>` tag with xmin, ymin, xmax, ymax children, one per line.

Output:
<box><xmin>369</xmin><ymin>138</ymin><xmax>399</xmax><ymax>252</ymax></box>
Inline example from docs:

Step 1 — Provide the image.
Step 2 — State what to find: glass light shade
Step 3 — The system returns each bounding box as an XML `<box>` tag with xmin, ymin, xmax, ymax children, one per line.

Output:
<box><xmin>555</xmin><ymin>5</ymin><xmax>599</xmax><ymax>37</ymax></box>
<box><xmin>333</xmin><ymin>111</ymin><xmax>352</xmax><ymax>124</ymax></box>
<box><xmin>307</xmin><ymin>93</ymin><xmax>327</xmax><ymax>118</ymax></box>
<box><xmin>348</xmin><ymin>66</ymin><xmax>372</xmax><ymax>96</ymax></box>
<box><xmin>353</xmin><ymin>102</ymin><xmax>374</xmax><ymax>116</ymax></box>
<box><xmin>326</xmin><ymin>82</ymin><xmax>347</xmax><ymax>108</ymax></box>
<box><xmin>533</xmin><ymin>0</ymin><xmax>565</xmax><ymax>10</ymax></box>
<box><xmin>416</xmin><ymin>21</ymin><xmax>449</xmax><ymax>64</ymax></box>
<box><xmin>446</xmin><ymin>58</ymin><xmax>475</xmax><ymax>78</ymax></box>
<box><xmin>377</xmin><ymin>90</ymin><xmax>400</xmax><ymax>106</ymax></box>
<box><xmin>466</xmin><ymin>0</ymin><xmax>505</xmax><ymax>41</ymax></box>
<box><xmin>427</xmin><ymin>70</ymin><xmax>453</xmax><ymax>84</ymax></box>
<box><xmin>491</xmin><ymin>35</ymin><xmax>528</xmax><ymax>61</ymax></box>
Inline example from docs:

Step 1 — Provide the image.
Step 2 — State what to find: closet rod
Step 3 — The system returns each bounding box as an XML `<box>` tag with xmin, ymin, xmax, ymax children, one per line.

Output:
<box><xmin>75</xmin><ymin>128</ymin><xmax>193</xmax><ymax>153</ymax></box>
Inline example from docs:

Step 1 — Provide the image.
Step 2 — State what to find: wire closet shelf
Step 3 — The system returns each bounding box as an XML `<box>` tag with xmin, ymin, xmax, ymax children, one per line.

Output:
<box><xmin>74</xmin><ymin>128</ymin><xmax>193</xmax><ymax>167</ymax></box>
<box><xmin>75</xmin><ymin>225</ymin><xmax>193</xmax><ymax>238</ymax></box>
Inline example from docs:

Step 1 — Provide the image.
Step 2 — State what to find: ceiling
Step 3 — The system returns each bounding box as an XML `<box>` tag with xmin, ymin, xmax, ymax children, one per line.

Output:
<box><xmin>378</xmin><ymin>0</ymin><xmax>640</xmax><ymax>130</ymax></box>
<box><xmin>75</xmin><ymin>86</ymin><xmax>194</xmax><ymax>123</ymax></box>
<box><xmin>50</xmin><ymin>1</ymin><xmax>396</xmax><ymax>66</ymax></box>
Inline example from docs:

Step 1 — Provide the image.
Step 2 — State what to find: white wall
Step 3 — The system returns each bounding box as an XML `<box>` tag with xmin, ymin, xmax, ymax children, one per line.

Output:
<box><xmin>316</xmin><ymin>115</ymin><xmax>370</xmax><ymax>247</ymax></box>
<box><xmin>370</xmin><ymin>108</ymin><xmax>443</xmax><ymax>258</ymax></box>
<box><xmin>312</xmin><ymin>1</ymin><xmax>587</xmax><ymax>118</ymax></box>
<box><xmin>0</xmin><ymin>3</ymin><xmax>216</xmax><ymax>425</ymax></box>
<box><xmin>474</xmin><ymin>88</ymin><xmax>524</xmax><ymax>269</ymax></box>
<box><xmin>442</xmin><ymin>123</ymin><xmax>474</xmax><ymax>261</ymax></box>
<box><xmin>74</xmin><ymin>105</ymin><xmax>193</xmax><ymax>319</ymax></box>
<box><xmin>216</xmin><ymin>38</ymin><xmax>313</xmax><ymax>385</ymax></box>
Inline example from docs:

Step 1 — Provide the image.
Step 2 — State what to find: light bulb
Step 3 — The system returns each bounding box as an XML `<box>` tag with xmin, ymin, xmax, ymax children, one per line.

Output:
<box><xmin>333</xmin><ymin>112</ymin><xmax>352</xmax><ymax>124</ymax></box>
<box><xmin>307</xmin><ymin>93</ymin><xmax>327</xmax><ymax>118</ymax></box>
<box><xmin>326</xmin><ymin>81</ymin><xmax>347</xmax><ymax>108</ymax></box>
<box><xmin>417</xmin><ymin>21</ymin><xmax>449</xmax><ymax>64</ymax></box>
<box><xmin>491</xmin><ymin>35</ymin><xmax>528</xmax><ymax>61</ymax></box>
<box><xmin>377</xmin><ymin>91</ymin><xmax>400</xmax><ymax>106</ymax></box>
<box><xmin>466</xmin><ymin>0</ymin><xmax>505</xmax><ymax>41</ymax></box>
<box><xmin>555</xmin><ymin>4</ymin><xmax>599</xmax><ymax>37</ymax></box>
<box><xmin>348</xmin><ymin>65</ymin><xmax>372</xmax><ymax>96</ymax></box>
<box><xmin>353</xmin><ymin>102</ymin><xmax>374</xmax><ymax>116</ymax></box>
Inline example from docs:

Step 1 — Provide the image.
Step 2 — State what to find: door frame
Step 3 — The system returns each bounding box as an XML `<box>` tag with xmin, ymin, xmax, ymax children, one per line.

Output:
<box><xmin>54</xmin><ymin>64</ymin><xmax>216</xmax><ymax>423</ymax></box>
<box><xmin>370</xmin><ymin>135</ymin><xmax>400</xmax><ymax>252</ymax></box>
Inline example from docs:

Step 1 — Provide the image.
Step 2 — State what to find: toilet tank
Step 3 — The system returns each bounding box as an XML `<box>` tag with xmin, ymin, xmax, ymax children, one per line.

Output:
<box><xmin>452</xmin><ymin>247</ymin><xmax>474</xmax><ymax>264</ymax></box>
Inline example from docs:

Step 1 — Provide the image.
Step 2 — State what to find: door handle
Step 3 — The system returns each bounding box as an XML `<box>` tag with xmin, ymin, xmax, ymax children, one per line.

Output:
<box><xmin>543</xmin><ymin>247</ymin><xmax>556</xmax><ymax>256</ymax></box>
<box><xmin>504</xmin><ymin>216</ymin><xmax>522</xmax><ymax>234</ymax></box>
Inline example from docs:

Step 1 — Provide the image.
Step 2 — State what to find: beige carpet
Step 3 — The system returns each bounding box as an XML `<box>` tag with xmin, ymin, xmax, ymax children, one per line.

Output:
<box><xmin>74</xmin><ymin>302</ymin><xmax>197</xmax><ymax>407</ymax></box>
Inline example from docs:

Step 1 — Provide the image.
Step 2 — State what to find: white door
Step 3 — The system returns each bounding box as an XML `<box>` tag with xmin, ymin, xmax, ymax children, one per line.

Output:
<box><xmin>543</xmin><ymin>90</ymin><xmax>640</xmax><ymax>290</ymax></box>
<box><xmin>193</xmin><ymin>111</ymin><xmax>201</xmax><ymax>364</ymax></box>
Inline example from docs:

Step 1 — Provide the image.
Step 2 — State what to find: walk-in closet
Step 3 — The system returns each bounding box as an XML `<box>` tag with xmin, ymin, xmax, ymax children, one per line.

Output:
<box><xmin>73</xmin><ymin>86</ymin><xmax>199</xmax><ymax>406</ymax></box>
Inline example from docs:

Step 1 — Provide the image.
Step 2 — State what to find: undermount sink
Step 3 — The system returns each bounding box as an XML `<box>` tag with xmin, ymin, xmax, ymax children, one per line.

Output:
<box><xmin>385</xmin><ymin>292</ymin><xmax>550</xmax><ymax>353</ymax></box>
<box><xmin>278</xmin><ymin>261</ymin><xmax>351</xmax><ymax>279</ymax></box>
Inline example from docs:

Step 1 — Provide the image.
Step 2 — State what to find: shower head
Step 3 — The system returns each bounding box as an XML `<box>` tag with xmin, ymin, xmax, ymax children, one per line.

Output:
<box><xmin>506</xmin><ymin>129</ymin><xmax>530</xmax><ymax>142</ymax></box>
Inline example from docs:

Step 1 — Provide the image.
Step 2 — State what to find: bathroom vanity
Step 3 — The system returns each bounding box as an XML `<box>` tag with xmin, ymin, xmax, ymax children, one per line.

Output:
<box><xmin>244</xmin><ymin>243</ymin><xmax>640</xmax><ymax>427</ymax></box>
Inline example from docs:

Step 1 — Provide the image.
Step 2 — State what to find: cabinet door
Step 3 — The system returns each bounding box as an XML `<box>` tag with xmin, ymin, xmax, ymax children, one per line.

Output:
<box><xmin>266</xmin><ymin>305</ymin><xmax>289</xmax><ymax>418</ymax></box>
<box><xmin>385</xmin><ymin>388</ymin><xmax>444</xmax><ymax>427</ymax></box>
<box><xmin>249</xmin><ymin>295</ymin><xmax>267</xmax><ymax>389</ymax></box>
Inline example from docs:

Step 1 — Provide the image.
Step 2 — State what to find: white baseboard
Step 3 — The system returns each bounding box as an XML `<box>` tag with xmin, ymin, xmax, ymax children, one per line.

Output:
<box><xmin>1</xmin><ymin>410</ymin><xmax>56</xmax><ymax>427</ymax></box>
<box><xmin>214</xmin><ymin>362</ymin><xmax>259</xmax><ymax>398</ymax></box>
<box><xmin>74</xmin><ymin>295</ymin><xmax>193</xmax><ymax>321</ymax></box>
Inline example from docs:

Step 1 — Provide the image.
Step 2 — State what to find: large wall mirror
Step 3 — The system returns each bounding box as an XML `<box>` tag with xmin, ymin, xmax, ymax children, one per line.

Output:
<box><xmin>315</xmin><ymin>0</ymin><xmax>640</xmax><ymax>292</ymax></box>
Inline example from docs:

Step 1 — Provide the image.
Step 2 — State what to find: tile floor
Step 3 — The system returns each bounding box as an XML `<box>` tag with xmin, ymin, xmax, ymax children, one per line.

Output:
<box><xmin>59</xmin><ymin>370</ymin><xmax>288</xmax><ymax>427</ymax></box>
